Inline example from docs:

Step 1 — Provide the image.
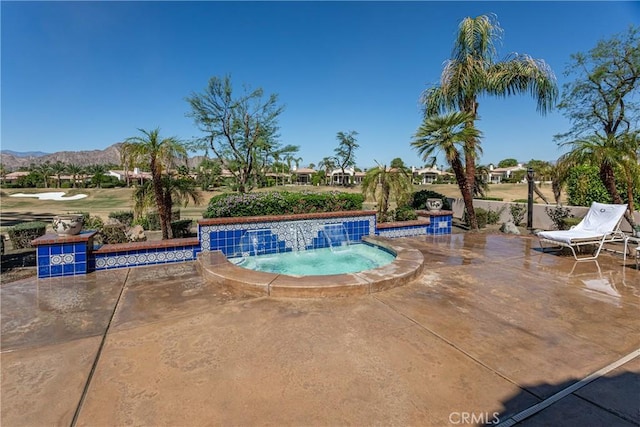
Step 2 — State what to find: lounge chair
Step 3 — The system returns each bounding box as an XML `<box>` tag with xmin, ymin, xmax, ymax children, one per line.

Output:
<box><xmin>537</xmin><ymin>202</ymin><xmax>628</xmax><ymax>261</ymax></box>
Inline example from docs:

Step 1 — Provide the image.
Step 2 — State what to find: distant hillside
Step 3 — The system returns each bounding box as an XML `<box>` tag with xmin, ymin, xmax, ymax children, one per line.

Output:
<box><xmin>0</xmin><ymin>143</ymin><xmax>204</xmax><ymax>170</ymax></box>
<box><xmin>0</xmin><ymin>150</ymin><xmax>49</xmax><ymax>158</ymax></box>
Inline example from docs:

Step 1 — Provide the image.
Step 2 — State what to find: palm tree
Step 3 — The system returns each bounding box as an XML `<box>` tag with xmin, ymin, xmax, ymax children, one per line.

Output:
<box><xmin>421</xmin><ymin>14</ymin><xmax>558</xmax><ymax>229</ymax></box>
<box><xmin>132</xmin><ymin>176</ymin><xmax>203</xmax><ymax>225</ymax></box>
<box><xmin>362</xmin><ymin>162</ymin><xmax>413</xmax><ymax>221</ymax></box>
<box><xmin>35</xmin><ymin>161</ymin><xmax>52</xmax><ymax>188</ymax></box>
<box><xmin>558</xmin><ymin>135</ymin><xmax>637</xmax><ymax>227</ymax></box>
<box><xmin>318</xmin><ymin>157</ymin><xmax>336</xmax><ymax>185</ymax></box>
<box><xmin>124</xmin><ymin>128</ymin><xmax>188</xmax><ymax>239</ymax></box>
<box><xmin>87</xmin><ymin>164</ymin><xmax>108</xmax><ymax>188</ymax></box>
<box><xmin>51</xmin><ymin>161</ymin><xmax>67</xmax><ymax>188</ymax></box>
<box><xmin>412</xmin><ymin>112</ymin><xmax>482</xmax><ymax>225</ymax></box>
<box><xmin>66</xmin><ymin>163</ymin><xmax>84</xmax><ymax>188</ymax></box>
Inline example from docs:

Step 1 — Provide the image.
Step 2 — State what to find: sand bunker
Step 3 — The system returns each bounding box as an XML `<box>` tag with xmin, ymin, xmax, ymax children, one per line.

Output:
<box><xmin>10</xmin><ymin>192</ymin><xmax>88</xmax><ymax>201</ymax></box>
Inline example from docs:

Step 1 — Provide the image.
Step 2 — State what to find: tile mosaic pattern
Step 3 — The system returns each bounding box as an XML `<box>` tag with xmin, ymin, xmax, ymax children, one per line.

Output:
<box><xmin>377</xmin><ymin>225</ymin><xmax>429</xmax><ymax>238</ymax></box>
<box><xmin>426</xmin><ymin>214</ymin><xmax>452</xmax><ymax>235</ymax></box>
<box><xmin>37</xmin><ymin>242</ymin><xmax>90</xmax><ymax>278</ymax></box>
<box><xmin>94</xmin><ymin>245</ymin><xmax>200</xmax><ymax>271</ymax></box>
<box><xmin>200</xmin><ymin>215</ymin><xmax>376</xmax><ymax>256</ymax></box>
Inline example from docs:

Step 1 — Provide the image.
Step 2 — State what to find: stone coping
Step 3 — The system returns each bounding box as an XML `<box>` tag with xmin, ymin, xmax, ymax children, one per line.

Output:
<box><xmin>198</xmin><ymin>236</ymin><xmax>424</xmax><ymax>298</ymax></box>
<box><xmin>32</xmin><ymin>230</ymin><xmax>99</xmax><ymax>246</ymax></box>
<box><xmin>416</xmin><ymin>209</ymin><xmax>454</xmax><ymax>217</ymax></box>
<box><xmin>198</xmin><ymin>210</ymin><xmax>377</xmax><ymax>226</ymax></box>
<box><xmin>93</xmin><ymin>237</ymin><xmax>200</xmax><ymax>254</ymax></box>
<box><xmin>377</xmin><ymin>217</ymin><xmax>430</xmax><ymax>230</ymax></box>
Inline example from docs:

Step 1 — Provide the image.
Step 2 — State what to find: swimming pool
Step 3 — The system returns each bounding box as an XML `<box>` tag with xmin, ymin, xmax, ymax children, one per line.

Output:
<box><xmin>230</xmin><ymin>243</ymin><xmax>395</xmax><ymax>275</ymax></box>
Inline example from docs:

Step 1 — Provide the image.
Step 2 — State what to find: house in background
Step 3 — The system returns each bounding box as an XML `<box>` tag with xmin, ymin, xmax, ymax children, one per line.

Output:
<box><xmin>108</xmin><ymin>168</ymin><xmax>152</xmax><ymax>185</ymax></box>
<box><xmin>291</xmin><ymin>167</ymin><xmax>315</xmax><ymax>185</ymax></box>
<box><xmin>329</xmin><ymin>167</ymin><xmax>365</xmax><ymax>185</ymax></box>
<box><xmin>412</xmin><ymin>166</ymin><xmax>453</xmax><ymax>184</ymax></box>
<box><xmin>486</xmin><ymin>164</ymin><xmax>526</xmax><ymax>184</ymax></box>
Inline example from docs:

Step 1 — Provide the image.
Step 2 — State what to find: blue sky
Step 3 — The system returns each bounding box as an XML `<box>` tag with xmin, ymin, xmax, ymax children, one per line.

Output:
<box><xmin>2</xmin><ymin>1</ymin><xmax>639</xmax><ymax>170</ymax></box>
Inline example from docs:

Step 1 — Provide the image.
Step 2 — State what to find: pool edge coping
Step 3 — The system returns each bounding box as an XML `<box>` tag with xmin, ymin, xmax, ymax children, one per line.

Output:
<box><xmin>197</xmin><ymin>236</ymin><xmax>424</xmax><ymax>298</ymax></box>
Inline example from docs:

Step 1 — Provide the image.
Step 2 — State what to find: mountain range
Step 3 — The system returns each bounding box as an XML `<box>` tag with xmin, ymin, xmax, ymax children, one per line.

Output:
<box><xmin>0</xmin><ymin>144</ymin><xmax>203</xmax><ymax>170</ymax></box>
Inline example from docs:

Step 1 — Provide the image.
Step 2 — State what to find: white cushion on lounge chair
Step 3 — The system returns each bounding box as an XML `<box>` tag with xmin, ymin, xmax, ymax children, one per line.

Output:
<box><xmin>536</xmin><ymin>202</ymin><xmax>628</xmax><ymax>261</ymax></box>
<box><xmin>537</xmin><ymin>229</ymin><xmax>604</xmax><ymax>245</ymax></box>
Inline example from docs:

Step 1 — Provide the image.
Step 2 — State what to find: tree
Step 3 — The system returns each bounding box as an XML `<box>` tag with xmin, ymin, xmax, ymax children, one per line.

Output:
<box><xmin>0</xmin><ymin>163</ymin><xmax>6</xmax><ymax>186</ymax></box>
<box><xmin>318</xmin><ymin>157</ymin><xmax>336</xmax><ymax>185</ymax></box>
<box><xmin>497</xmin><ymin>158</ymin><xmax>518</xmax><ymax>168</ymax></box>
<box><xmin>51</xmin><ymin>161</ymin><xmax>66</xmax><ymax>188</ymax></box>
<box><xmin>390</xmin><ymin>157</ymin><xmax>406</xmax><ymax>169</ymax></box>
<box><xmin>87</xmin><ymin>164</ymin><xmax>108</xmax><ymax>188</ymax></box>
<box><xmin>555</xmin><ymin>25</ymin><xmax>639</xmax><ymax>226</ymax></box>
<box><xmin>421</xmin><ymin>14</ymin><xmax>558</xmax><ymax>229</ymax></box>
<box><xmin>362</xmin><ymin>162</ymin><xmax>413</xmax><ymax>221</ymax></box>
<box><xmin>124</xmin><ymin>128</ymin><xmax>188</xmax><ymax>239</ymax></box>
<box><xmin>412</xmin><ymin>112</ymin><xmax>482</xmax><ymax>226</ymax></box>
<box><xmin>557</xmin><ymin>135</ymin><xmax>637</xmax><ymax>226</ymax></box>
<box><xmin>334</xmin><ymin>131</ymin><xmax>359</xmax><ymax>186</ymax></box>
<box><xmin>186</xmin><ymin>75</ymin><xmax>284</xmax><ymax>193</ymax></box>
<box><xmin>66</xmin><ymin>163</ymin><xmax>85</xmax><ymax>188</ymax></box>
<box><xmin>34</xmin><ymin>161</ymin><xmax>52</xmax><ymax>188</ymax></box>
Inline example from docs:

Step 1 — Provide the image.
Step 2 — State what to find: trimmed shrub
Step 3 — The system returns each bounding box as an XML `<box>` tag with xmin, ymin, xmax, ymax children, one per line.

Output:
<box><xmin>486</xmin><ymin>206</ymin><xmax>505</xmax><ymax>225</ymax></box>
<box><xmin>74</xmin><ymin>212</ymin><xmax>104</xmax><ymax>232</ymax></box>
<box><xmin>411</xmin><ymin>190</ymin><xmax>451</xmax><ymax>210</ymax></box>
<box><xmin>171</xmin><ymin>219</ymin><xmax>193</xmax><ymax>238</ymax></box>
<box><xmin>394</xmin><ymin>206</ymin><xmax>418</xmax><ymax>222</ymax></box>
<box><xmin>101</xmin><ymin>224</ymin><xmax>128</xmax><ymax>244</ymax></box>
<box><xmin>566</xmin><ymin>165</ymin><xmax>610</xmax><ymax>207</ymax></box>
<box><xmin>7</xmin><ymin>221</ymin><xmax>47</xmax><ymax>249</ymax></box>
<box><xmin>464</xmin><ymin>208</ymin><xmax>488</xmax><ymax>228</ymax></box>
<box><xmin>108</xmin><ymin>211</ymin><xmax>134</xmax><ymax>227</ymax></box>
<box><xmin>510</xmin><ymin>203</ymin><xmax>527</xmax><ymax>226</ymax></box>
<box><xmin>545</xmin><ymin>205</ymin><xmax>574</xmax><ymax>230</ymax></box>
<box><xmin>203</xmin><ymin>191</ymin><xmax>364</xmax><ymax>218</ymax></box>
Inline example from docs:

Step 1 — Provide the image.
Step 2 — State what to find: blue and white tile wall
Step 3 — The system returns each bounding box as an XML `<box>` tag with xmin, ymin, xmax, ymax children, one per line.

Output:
<box><xmin>377</xmin><ymin>225</ymin><xmax>430</xmax><ymax>238</ymax></box>
<box><xmin>199</xmin><ymin>215</ymin><xmax>376</xmax><ymax>257</ymax></box>
<box><xmin>94</xmin><ymin>244</ymin><xmax>200</xmax><ymax>271</ymax></box>
<box><xmin>37</xmin><ymin>242</ymin><xmax>90</xmax><ymax>278</ymax></box>
<box><xmin>426</xmin><ymin>214</ymin><xmax>452</xmax><ymax>235</ymax></box>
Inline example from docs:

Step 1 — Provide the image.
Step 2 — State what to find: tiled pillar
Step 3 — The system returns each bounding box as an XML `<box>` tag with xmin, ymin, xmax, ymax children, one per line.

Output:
<box><xmin>32</xmin><ymin>231</ymin><xmax>98</xmax><ymax>278</ymax></box>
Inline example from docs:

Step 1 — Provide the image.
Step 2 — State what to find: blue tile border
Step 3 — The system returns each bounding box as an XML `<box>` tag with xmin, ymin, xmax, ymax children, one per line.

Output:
<box><xmin>33</xmin><ymin>211</ymin><xmax>451</xmax><ymax>278</ymax></box>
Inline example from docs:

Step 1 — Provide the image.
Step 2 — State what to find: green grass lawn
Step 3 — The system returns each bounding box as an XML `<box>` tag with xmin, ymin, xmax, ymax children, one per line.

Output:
<box><xmin>0</xmin><ymin>182</ymin><xmax>557</xmax><ymax>230</ymax></box>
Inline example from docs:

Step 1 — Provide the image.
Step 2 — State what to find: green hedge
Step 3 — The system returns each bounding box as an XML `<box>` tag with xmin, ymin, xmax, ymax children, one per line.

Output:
<box><xmin>203</xmin><ymin>191</ymin><xmax>364</xmax><ymax>218</ymax></box>
<box><xmin>7</xmin><ymin>221</ymin><xmax>47</xmax><ymax>249</ymax></box>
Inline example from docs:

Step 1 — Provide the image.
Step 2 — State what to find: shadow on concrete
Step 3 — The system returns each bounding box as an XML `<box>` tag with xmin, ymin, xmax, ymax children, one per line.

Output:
<box><xmin>491</xmin><ymin>370</ymin><xmax>639</xmax><ymax>426</ymax></box>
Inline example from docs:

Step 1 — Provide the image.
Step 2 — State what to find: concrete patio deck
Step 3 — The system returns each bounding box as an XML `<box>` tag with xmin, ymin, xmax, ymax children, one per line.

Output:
<box><xmin>1</xmin><ymin>233</ymin><xmax>638</xmax><ymax>426</ymax></box>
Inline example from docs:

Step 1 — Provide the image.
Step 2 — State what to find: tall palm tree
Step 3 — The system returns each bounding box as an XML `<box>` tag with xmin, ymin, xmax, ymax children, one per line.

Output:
<box><xmin>558</xmin><ymin>135</ymin><xmax>637</xmax><ymax>227</ymax></box>
<box><xmin>412</xmin><ymin>112</ymin><xmax>482</xmax><ymax>225</ymax></box>
<box><xmin>35</xmin><ymin>161</ymin><xmax>52</xmax><ymax>188</ymax></box>
<box><xmin>51</xmin><ymin>161</ymin><xmax>67</xmax><ymax>188</ymax></box>
<box><xmin>362</xmin><ymin>162</ymin><xmax>413</xmax><ymax>221</ymax></box>
<box><xmin>124</xmin><ymin>128</ymin><xmax>188</xmax><ymax>239</ymax></box>
<box><xmin>87</xmin><ymin>164</ymin><xmax>109</xmax><ymax>188</ymax></box>
<box><xmin>66</xmin><ymin>163</ymin><xmax>84</xmax><ymax>188</ymax></box>
<box><xmin>421</xmin><ymin>14</ymin><xmax>557</xmax><ymax>229</ymax></box>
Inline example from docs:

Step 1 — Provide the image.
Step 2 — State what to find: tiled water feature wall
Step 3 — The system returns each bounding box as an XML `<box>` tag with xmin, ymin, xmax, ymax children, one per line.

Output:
<box><xmin>31</xmin><ymin>210</ymin><xmax>453</xmax><ymax>278</ymax></box>
<box><xmin>198</xmin><ymin>211</ymin><xmax>377</xmax><ymax>257</ymax></box>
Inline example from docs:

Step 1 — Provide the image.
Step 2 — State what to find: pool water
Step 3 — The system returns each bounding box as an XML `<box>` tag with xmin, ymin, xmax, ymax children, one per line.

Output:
<box><xmin>231</xmin><ymin>243</ymin><xmax>395</xmax><ymax>275</ymax></box>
